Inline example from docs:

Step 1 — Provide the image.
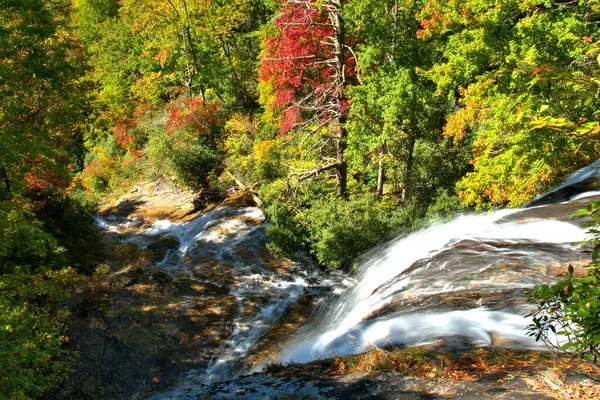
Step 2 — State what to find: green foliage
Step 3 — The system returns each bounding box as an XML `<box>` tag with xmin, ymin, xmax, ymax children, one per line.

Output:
<box><xmin>425</xmin><ymin>188</ymin><xmax>465</xmax><ymax>222</ymax></box>
<box><xmin>0</xmin><ymin>194</ymin><xmax>102</xmax><ymax>276</ymax></box>
<box><xmin>421</xmin><ymin>0</ymin><xmax>600</xmax><ymax>208</ymax></box>
<box><xmin>79</xmin><ymin>133</ymin><xmax>145</xmax><ymax>201</ymax></box>
<box><xmin>170</xmin><ymin>144</ymin><xmax>222</xmax><ymax>190</ymax></box>
<box><xmin>33</xmin><ymin>196</ymin><xmax>103</xmax><ymax>274</ymax></box>
<box><xmin>264</xmin><ymin>186</ymin><xmax>419</xmax><ymax>269</ymax></box>
<box><xmin>264</xmin><ymin>201</ymin><xmax>308</xmax><ymax>260</ymax></box>
<box><xmin>0</xmin><ymin>199</ymin><xmax>63</xmax><ymax>275</ymax></box>
<box><xmin>0</xmin><ymin>268</ymin><xmax>77</xmax><ymax>399</ymax></box>
<box><xmin>0</xmin><ymin>0</ymin><xmax>89</xmax><ymax>196</ymax></box>
<box><xmin>527</xmin><ymin>201</ymin><xmax>600</xmax><ymax>364</ymax></box>
<box><xmin>303</xmin><ymin>196</ymin><xmax>417</xmax><ymax>269</ymax></box>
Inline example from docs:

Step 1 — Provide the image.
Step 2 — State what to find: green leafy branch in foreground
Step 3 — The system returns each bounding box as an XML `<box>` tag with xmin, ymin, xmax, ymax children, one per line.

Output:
<box><xmin>527</xmin><ymin>200</ymin><xmax>600</xmax><ymax>365</ymax></box>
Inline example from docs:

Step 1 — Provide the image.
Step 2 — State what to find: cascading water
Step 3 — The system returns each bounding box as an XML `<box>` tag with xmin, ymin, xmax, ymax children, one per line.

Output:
<box><xmin>281</xmin><ymin>196</ymin><xmax>592</xmax><ymax>364</ymax></box>
<box><xmin>147</xmin><ymin>189</ymin><xmax>594</xmax><ymax>399</ymax></box>
<box><xmin>98</xmin><ymin>164</ymin><xmax>600</xmax><ymax>399</ymax></box>
<box><xmin>96</xmin><ymin>206</ymin><xmax>323</xmax><ymax>390</ymax></box>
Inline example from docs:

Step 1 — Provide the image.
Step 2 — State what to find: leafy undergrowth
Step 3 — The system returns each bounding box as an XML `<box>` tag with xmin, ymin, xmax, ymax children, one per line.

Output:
<box><xmin>267</xmin><ymin>347</ymin><xmax>600</xmax><ymax>399</ymax></box>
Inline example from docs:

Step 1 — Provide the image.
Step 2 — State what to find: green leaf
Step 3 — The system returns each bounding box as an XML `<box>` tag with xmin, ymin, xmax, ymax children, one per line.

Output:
<box><xmin>570</xmin><ymin>209</ymin><xmax>589</xmax><ymax>219</ymax></box>
<box><xmin>593</xmin><ymin>246</ymin><xmax>600</xmax><ymax>263</ymax></box>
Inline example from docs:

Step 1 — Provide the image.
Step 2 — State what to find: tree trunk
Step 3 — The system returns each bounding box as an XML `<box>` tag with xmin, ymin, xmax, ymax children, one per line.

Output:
<box><xmin>225</xmin><ymin>170</ymin><xmax>263</xmax><ymax>208</ymax></box>
<box><xmin>377</xmin><ymin>158</ymin><xmax>385</xmax><ymax>196</ymax></box>
<box><xmin>401</xmin><ymin>134</ymin><xmax>415</xmax><ymax>203</ymax></box>
<box><xmin>0</xmin><ymin>165</ymin><xmax>9</xmax><ymax>194</ymax></box>
<box><xmin>335</xmin><ymin>123</ymin><xmax>347</xmax><ymax>197</ymax></box>
<box><xmin>376</xmin><ymin>141</ymin><xmax>387</xmax><ymax>196</ymax></box>
<box><xmin>332</xmin><ymin>0</ymin><xmax>347</xmax><ymax>198</ymax></box>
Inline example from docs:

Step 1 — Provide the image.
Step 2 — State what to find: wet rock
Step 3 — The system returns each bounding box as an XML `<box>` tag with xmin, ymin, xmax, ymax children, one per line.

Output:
<box><xmin>151</xmin><ymin>370</ymin><xmax>559</xmax><ymax>400</ymax></box>
<box><xmin>99</xmin><ymin>179</ymin><xmax>199</xmax><ymax>224</ymax></box>
<box><xmin>526</xmin><ymin>159</ymin><xmax>600</xmax><ymax>207</ymax></box>
<box><xmin>369</xmin><ymin>238</ymin><xmax>590</xmax><ymax>317</ymax></box>
<box><xmin>499</xmin><ymin>197</ymin><xmax>596</xmax><ymax>225</ymax></box>
<box><xmin>60</xmin><ymin>190</ymin><xmax>317</xmax><ymax>399</ymax></box>
<box><xmin>146</xmin><ymin>236</ymin><xmax>181</xmax><ymax>261</ymax></box>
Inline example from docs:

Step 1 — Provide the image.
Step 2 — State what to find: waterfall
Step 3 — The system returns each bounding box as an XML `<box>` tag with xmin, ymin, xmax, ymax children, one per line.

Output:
<box><xmin>96</xmin><ymin>206</ymin><xmax>316</xmax><ymax>389</ymax></box>
<box><xmin>97</xmin><ymin>163</ymin><xmax>600</xmax><ymax>398</ymax></box>
<box><xmin>281</xmin><ymin>197</ymin><xmax>591</xmax><ymax>363</ymax></box>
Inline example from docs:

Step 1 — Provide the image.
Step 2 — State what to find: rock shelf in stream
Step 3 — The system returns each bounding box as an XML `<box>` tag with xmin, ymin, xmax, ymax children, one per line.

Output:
<box><xmin>95</xmin><ymin>204</ymin><xmax>322</xmax><ymax>385</ymax></box>
<box><xmin>151</xmin><ymin>191</ymin><xmax>599</xmax><ymax>399</ymax></box>
<box><xmin>59</xmin><ymin>173</ymin><xmax>600</xmax><ymax>399</ymax></box>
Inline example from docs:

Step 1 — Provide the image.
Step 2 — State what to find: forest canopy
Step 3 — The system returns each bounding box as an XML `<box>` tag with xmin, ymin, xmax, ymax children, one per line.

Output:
<box><xmin>0</xmin><ymin>1</ymin><xmax>599</xmax><ymax>396</ymax></box>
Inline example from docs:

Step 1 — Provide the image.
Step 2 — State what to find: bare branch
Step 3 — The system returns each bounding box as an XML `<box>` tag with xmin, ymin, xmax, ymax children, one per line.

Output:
<box><xmin>288</xmin><ymin>162</ymin><xmax>340</xmax><ymax>182</ymax></box>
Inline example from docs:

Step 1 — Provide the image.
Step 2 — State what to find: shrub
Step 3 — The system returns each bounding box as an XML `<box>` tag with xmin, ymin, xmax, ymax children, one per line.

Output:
<box><xmin>527</xmin><ymin>200</ymin><xmax>600</xmax><ymax>365</ymax></box>
<box><xmin>170</xmin><ymin>144</ymin><xmax>222</xmax><ymax>190</ymax></box>
<box><xmin>0</xmin><ymin>198</ymin><xmax>64</xmax><ymax>275</ymax></box>
<box><xmin>425</xmin><ymin>188</ymin><xmax>465</xmax><ymax>222</ymax></box>
<box><xmin>304</xmin><ymin>196</ymin><xmax>392</xmax><ymax>269</ymax></box>
<box><xmin>0</xmin><ymin>268</ymin><xmax>77</xmax><ymax>399</ymax></box>
<box><xmin>224</xmin><ymin>114</ymin><xmax>284</xmax><ymax>184</ymax></box>
<box><xmin>265</xmin><ymin>201</ymin><xmax>308</xmax><ymax>259</ymax></box>
<box><xmin>33</xmin><ymin>195</ymin><xmax>103</xmax><ymax>275</ymax></box>
<box><xmin>264</xmin><ymin>189</ymin><xmax>419</xmax><ymax>269</ymax></box>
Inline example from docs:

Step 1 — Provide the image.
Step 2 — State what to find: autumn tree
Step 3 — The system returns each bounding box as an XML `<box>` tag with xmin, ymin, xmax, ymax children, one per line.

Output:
<box><xmin>0</xmin><ymin>0</ymin><xmax>89</xmax><ymax>198</ymax></box>
<box><xmin>0</xmin><ymin>1</ymin><xmax>99</xmax><ymax>397</ymax></box>
<box><xmin>260</xmin><ymin>0</ymin><xmax>355</xmax><ymax>197</ymax></box>
<box><xmin>417</xmin><ymin>0</ymin><xmax>600</xmax><ymax>208</ymax></box>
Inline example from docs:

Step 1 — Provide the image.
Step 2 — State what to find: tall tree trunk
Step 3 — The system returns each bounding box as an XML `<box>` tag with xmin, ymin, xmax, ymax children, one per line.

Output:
<box><xmin>336</xmin><ymin>123</ymin><xmax>347</xmax><ymax>197</ymax></box>
<box><xmin>401</xmin><ymin>134</ymin><xmax>415</xmax><ymax>203</ymax></box>
<box><xmin>377</xmin><ymin>158</ymin><xmax>385</xmax><ymax>196</ymax></box>
<box><xmin>331</xmin><ymin>0</ymin><xmax>347</xmax><ymax>197</ymax></box>
<box><xmin>376</xmin><ymin>141</ymin><xmax>387</xmax><ymax>196</ymax></box>
<box><xmin>0</xmin><ymin>165</ymin><xmax>9</xmax><ymax>194</ymax></box>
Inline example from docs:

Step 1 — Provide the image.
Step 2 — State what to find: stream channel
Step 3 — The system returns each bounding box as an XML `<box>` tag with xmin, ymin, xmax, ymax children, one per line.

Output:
<box><xmin>95</xmin><ymin>164</ymin><xmax>600</xmax><ymax>399</ymax></box>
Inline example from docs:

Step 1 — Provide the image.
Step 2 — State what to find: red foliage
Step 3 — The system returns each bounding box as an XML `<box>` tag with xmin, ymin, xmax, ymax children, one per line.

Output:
<box><xmin>260</xmin><ymin>0</ymin><xmax>356</xmax><ymax>133</ymax></box>
<box><xmin>113</xmin><ymin>122</ymin><xmax>135</xmax><ymax>149</ymax></box>
<box><xmin>112</xmin><ymin>106</ymin><xmax>149</xmax><ymax>159</ymax></box>
<box><xmin>166</xmin><ymin>98</ymin><xmax>223</xmax><ymax>143</ymax></box>
<box><xmin>23</xmin><ymin>158</ymin><xmax>70</xmax><ymax>194</ymax></box>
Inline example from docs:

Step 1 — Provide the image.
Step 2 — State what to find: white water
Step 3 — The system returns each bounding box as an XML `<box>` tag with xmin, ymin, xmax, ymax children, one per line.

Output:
<box><xmin>96</xmin><ymin>206</ymin><xmax>313</xmax><ymax>385</ymax></box>
<box><xmin>95</xmin><ymin>181</ymin><xmax>597</xmax><ymax>397</ymax></box>
<box><xmin>282</xmin><ymin>205</ymin><xmax>589</xmax><ymax>363</ymax></box>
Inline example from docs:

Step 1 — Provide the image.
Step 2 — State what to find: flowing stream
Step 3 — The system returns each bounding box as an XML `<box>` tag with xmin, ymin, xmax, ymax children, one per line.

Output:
<box><xmin>97</xmin><ymin>173</ymin><xmax>600</xmax><ymax>399</ymax></box>
<box><xmin>96</xmin><ymin>206</ymin><xmax>325</xmax><ymax>389</ymax></box>
<box><xmin>282</xmin><ymin>205</ymin><xmax>590</xmax><ymax>363</ymax></box>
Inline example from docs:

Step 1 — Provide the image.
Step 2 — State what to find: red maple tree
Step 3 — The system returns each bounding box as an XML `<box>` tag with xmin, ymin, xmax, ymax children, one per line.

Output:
<box><xmin>260</xmin><ymin>0</ymin><xmax>355</xmax><ymax>196</ymax></box>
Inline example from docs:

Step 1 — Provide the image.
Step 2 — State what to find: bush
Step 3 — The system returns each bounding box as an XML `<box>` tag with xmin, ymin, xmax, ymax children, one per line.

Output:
<box><xmin>170</xmin><ymin>144</ymin><xmax>222</xmax><ymax>190</ymax></box>
<box><xmin>0</xmin><ymin>268</ymin><xmax>77</xmax><ymax>399</ymax></box>
<box><xmin>304</xmin><ymin>196</ymin><xmax>397</xmax><ymax>269</ymax></box>
<box><xmin>265</xmin><ymin>201</ymin><xmax>308</xmax><ymax>259</ymax></box>
<box><xmin>0</xmin><ymin>198</ymin><xmax>64</xmax><ymax>275</ymax></box>
<box><xmin>425</xmin><ymin>188</ymin><xmax>465</xmax><ymax>222</ymax></box>
<box><xmin>33</xmin><ymin>195</ymin><xmax>103</xmax><ymax>275</ymax></box>
<box><xmin>527</xmin><ymin>200</ymin><xmax>600</xmax><ymax>365</ymax></box>
<box><xmin>224</xmin><ymin>114</ymin><xmax>284</xmax><ymax>184</ymax></box>
<box><xmin>265</xmin><ymin>189</ymin><xmax>419</xmax><ymax>269</ymax></box>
